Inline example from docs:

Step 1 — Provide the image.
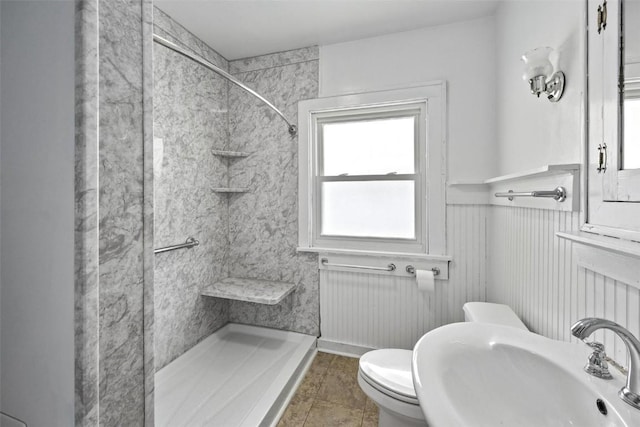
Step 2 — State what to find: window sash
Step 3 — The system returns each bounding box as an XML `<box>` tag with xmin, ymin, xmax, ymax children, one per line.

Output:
<box><xmin>311</xmin><ymin>104</ymin><xmax>425</xmax><ymax>250</ymax></box>
<box><xmin>317</xmin><ymin>109</ymin><xmax>420</xmax><ymax>178</ymax></box>
<box><xmin>316</xmin><ymin>176</ymin><xmax>419</xmax><ymax>241</ymax></box>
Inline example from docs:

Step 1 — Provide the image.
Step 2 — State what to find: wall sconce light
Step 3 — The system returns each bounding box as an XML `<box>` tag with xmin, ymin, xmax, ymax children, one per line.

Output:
<box><xmin>521</xmin><ymin>47</ymin><xmax>565</xmax><ymax>102</ymax></box>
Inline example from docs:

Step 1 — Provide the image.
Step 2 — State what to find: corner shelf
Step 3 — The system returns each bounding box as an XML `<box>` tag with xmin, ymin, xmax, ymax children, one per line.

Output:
<box><xmin>201</xmin><ymin>277</ymin><xmax>297</xmax><ymax>305</ymax></box>
<box><xmin>212</xmin><ymin>187</ymin><xmax>249</xmax><ymax>193</ymax></box>
<box><xmin>212</xmin><ymin>150</ymin><xmax>250</xmax><ymax>193</ymax></box>
<box><xmin>212</xmin><ymin>149</ymin><xmax>249</xmax><ymax>158</ymax></box>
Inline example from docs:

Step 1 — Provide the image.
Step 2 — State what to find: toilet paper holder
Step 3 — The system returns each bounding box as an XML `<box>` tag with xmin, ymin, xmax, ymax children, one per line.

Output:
<box><xmin>406</xmin><ymin>265</ymin><xmax>440</xmax><ymax>276</ymax></box>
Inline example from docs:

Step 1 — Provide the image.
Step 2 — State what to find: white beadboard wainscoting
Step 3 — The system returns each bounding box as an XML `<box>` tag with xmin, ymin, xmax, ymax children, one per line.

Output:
<box><xmin>489</xmin><ymin>206</ymin><xmax>640</xmax><ymax>364</ymax></box>
<box><xmin>319</xmin><ymin>205</ymin><xmax>488</xmax><ymax>353</ymax></box>
<box><xmin>319</xmin><ymin>202</ymin><xmax>640</xmax><ymax>362</ymax></box>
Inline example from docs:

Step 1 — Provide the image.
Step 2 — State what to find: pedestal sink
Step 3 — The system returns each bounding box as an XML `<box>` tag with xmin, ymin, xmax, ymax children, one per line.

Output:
<box><xmin>412</xmin><ymin>323</ymin><xmax>640</xmax><ymax>426</ymax></box>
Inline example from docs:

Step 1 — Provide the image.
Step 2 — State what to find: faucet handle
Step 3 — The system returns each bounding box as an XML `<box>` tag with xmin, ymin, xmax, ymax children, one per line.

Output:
<box><xmin>586</xmin><ymin>340</ymin><xmax>606</xmax><ymax>351</ymax></box>
<box><xmin>584</xmin><ymin>341</ymin><xmax>613</xmax><ymax>380</ymax></box>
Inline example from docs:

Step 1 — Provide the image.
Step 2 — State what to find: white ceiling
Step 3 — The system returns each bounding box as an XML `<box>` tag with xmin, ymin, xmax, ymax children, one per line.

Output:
<box><xmin>154</xmin><ymin>0</ymin><xmax>500</xmax><ymax>60</ymax></box>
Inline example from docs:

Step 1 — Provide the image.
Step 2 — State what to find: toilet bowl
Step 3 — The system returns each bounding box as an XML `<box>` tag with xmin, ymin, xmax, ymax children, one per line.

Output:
<box><xmin>358</xmin><ymin>349</ymin><xmax>425</xmax><ymax>426</ymax></box>
<box><xmin>357</xmin><ymin>302</ymin><xmax>527</xmax><ymax>427</ymax></box>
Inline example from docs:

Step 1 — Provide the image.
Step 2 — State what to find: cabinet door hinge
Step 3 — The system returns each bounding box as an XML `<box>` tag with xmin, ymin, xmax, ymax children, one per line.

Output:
<box><xmin>597</xmin><ymin>0</ymin><xmax>608</xmax><ymax>34</ymax></box>
<box><xmin>597</xmin><ymin>143</ymin><xmax>608</xmax><ymax>173</ymax></box>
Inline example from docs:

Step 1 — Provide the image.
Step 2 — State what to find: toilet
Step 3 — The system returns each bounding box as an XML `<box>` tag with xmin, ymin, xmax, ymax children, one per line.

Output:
<box><xmin>357</xmin><ymin>302</ymin><xmax>528</xmax><ymax>426</ymax></box>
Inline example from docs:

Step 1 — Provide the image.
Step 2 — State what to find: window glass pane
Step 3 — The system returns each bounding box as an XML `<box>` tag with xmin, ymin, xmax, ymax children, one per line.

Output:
<box><xmin>322</xmin><ymin>116</ymin><xmax>415</xmax><ymax>176</ymax></box>
<box><xmin>321</xmin><ymin>181</ymin><xmax>415</xmax><ymax>239</ymax></box>
<box><xmin>623</xmin><ymin>98</ymin><xmax>640</xmax><ymax>169</ymax></box>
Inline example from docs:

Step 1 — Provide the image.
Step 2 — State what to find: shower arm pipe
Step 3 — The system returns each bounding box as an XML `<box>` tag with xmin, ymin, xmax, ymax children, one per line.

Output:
<box><xmin>153</xmin><ymin>33</ymin><xmax>297</xmax><ymax>136</ymax></box>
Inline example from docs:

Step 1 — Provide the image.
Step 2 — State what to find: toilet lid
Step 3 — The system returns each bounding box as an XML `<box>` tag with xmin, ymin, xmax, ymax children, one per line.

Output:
<box><xmin>359</xmin><ymin>349</ymin><xmax>418</xmax><ymax>403</ymax></box>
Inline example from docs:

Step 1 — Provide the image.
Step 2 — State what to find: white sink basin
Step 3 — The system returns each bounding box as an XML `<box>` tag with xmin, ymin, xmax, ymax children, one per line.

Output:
<box><xmin>412</xmin><ymin>322</ymin><xmax>640</xmax><ymax>427</ymax></box>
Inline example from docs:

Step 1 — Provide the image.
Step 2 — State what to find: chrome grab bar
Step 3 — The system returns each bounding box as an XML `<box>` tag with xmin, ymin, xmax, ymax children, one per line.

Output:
<box><xmin>154</xmin><ymin>237</ymin><xmax>199</xmax><ymax>254</ymax></box>
<box><xmin>320</xmin><ymin>258</ymin><xmax>396</xmax><ymax>272</ymax></box>
<box><xmin>495</xmin><ymin>186</ymin><xmax>567</xmax><ymax>202</ymax></box>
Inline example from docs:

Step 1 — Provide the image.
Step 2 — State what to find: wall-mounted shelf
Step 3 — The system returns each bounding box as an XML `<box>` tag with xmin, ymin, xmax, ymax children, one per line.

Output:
<box><xmin>445</xmin><ymin>164</ymin><xmax>581</xmax><ymax>209</ymax></box>
<box><xmin>201</xmin><ymin>277</ymin><xmax>297</xmax><ymax>305</ymax></box>
<box><xmin>446</xmin><ymin>181</ymin><xmax>489</xmax><ymax>205</ymax></box>
<box><xmin>557</xmin><ymin>231</ymin><xmax>640</xmax><ymax>290</ymax></box>
<box><xmin>484</xmin><ymin>164</ymin><xmax>580</xmax><ymax>184</ymax></box>
<box><xmin>557</xmin><ymin>231</ymin><xmax>640</xmax><ymax>259</ymax></box>
<box><xmin>447</xmin><ymin>180</ymin><xmax>487</xmax><ymax>185</ymax></box>
<box><xmin>212</xmin><ymin>149</ymin><xmax>249</xmax><ymax>158</ymax></box>
<box><xmin>212</xmin><ymin>187</ymin><xmax>249</xmax><ymax>193</ymax></box>
<box><xmin>485</xmin><ymin>163</ymin><xmax>580</xmax><ymax>212</ymax></box>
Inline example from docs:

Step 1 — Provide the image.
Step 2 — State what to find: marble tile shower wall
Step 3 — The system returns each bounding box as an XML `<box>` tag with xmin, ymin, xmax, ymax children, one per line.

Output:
<box><xmin>75</xmin><ymin>1</ymin><xmax>99</xmax><ymax>423</ymax></box>
<box><xmin>98</xmin><ymin>0</ymin><xmax>152</xmax><ymax>424</ymax></box>
<box><xmin>153</xmin><ymin>7</ymin><xmax>230</xmax><ymax>370</ymax></box>
<box><xmin>227</xmin><ymin>48</ymin><xmax>320</xmax><ymax>335</ymax></box>
<box><xmin>74</xmin><ymin>0</ymin><xmax>154</xmax><ymax>424</ymax></box>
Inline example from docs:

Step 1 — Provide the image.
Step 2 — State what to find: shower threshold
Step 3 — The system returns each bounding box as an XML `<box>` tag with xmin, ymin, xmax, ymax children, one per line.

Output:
<box><xmin>155</xmin><ymin>323</ymin><xmax>316</xmax><ymax>427</ymax></box>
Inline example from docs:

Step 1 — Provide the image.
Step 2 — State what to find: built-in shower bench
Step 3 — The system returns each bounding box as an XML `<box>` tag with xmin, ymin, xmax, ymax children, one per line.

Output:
<box><xmin>201</xmin><ymin>277</ymin><xmax>296</xmax><ymax>304</ymax></box>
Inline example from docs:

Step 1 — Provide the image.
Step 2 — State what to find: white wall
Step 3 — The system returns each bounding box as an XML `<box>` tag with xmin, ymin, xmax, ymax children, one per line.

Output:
<box><xmin>488</xmin><ymin>1</ymin><xmax>640</xmax><ymax>357</ymax></box>
<box><xmin>0</xmin><ymin>2</ymin><xmax>75</xmax><ymax>425</ymax></box>
<box><xmin>495</xmin><ymin>1</ymin><xmax>584</xmax><ymax>175</ymax></box>
<box><xmin>320</xmin><ymin>16</ymin><xmax>497</xmax><ymax>182</ymax></box>
<box><xmin>317</xmin><ymin>18</ymin><xmax>495</xmax><ymax>350</ymax></box>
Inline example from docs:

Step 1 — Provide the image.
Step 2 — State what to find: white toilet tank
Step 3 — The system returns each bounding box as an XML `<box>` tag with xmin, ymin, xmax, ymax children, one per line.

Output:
<box><xmin>463</xmin><ymin>302</ymin><xmax>528</xmax><ymax>330</ymax></box>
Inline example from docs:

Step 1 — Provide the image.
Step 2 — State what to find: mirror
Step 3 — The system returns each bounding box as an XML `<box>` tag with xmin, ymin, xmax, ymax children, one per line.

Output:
<box><xmin>621</xmin><ymin>0</ymin><xmax>640</xmax><ymax>169</ymax></box>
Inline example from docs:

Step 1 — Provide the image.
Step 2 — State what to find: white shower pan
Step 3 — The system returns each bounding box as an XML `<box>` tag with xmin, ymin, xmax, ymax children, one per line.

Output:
<box><xmin>155</xmin><ymin>323</ymin><xmax>316</xmax><ymax>427</ymax></box>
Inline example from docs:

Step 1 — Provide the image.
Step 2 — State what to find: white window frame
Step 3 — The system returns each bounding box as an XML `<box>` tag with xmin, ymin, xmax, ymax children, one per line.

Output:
<box><xmin>297</xmin><ymin>82</ymin><xmax>447</xmax><ymax>255</ymax></box>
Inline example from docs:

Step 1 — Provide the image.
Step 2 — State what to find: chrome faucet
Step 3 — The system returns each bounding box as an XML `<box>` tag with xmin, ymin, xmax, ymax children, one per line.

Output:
<box><xmin>571</xmin><ymin>318</ymin><xmax>640</xmax><ymax>410</ymax></box>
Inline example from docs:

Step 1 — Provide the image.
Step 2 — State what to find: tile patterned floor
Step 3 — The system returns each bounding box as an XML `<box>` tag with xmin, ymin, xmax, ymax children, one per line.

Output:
<box><xmin>278</xmin><ymin>352</ymin><xmax>379</xmax><ymax>427</ymax></box>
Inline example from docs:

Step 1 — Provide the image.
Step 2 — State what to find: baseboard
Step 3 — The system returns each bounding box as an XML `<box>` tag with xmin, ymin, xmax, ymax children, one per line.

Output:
<box><xmin>317</xmin><ymin>338</ymin><xmax>376</xmax><ymax>357</ymax></box>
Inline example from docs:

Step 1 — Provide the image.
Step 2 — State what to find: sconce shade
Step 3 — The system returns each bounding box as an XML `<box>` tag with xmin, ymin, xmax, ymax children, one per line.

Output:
<box><xmin>521</xmin><ymin>47</ymin><xmax>554</xmax><ymax>81</ymax></box>
<box><xmin>520</xmin><ymin>46</ymin><xmax>564</xmax><ymax>102</ymax></box>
